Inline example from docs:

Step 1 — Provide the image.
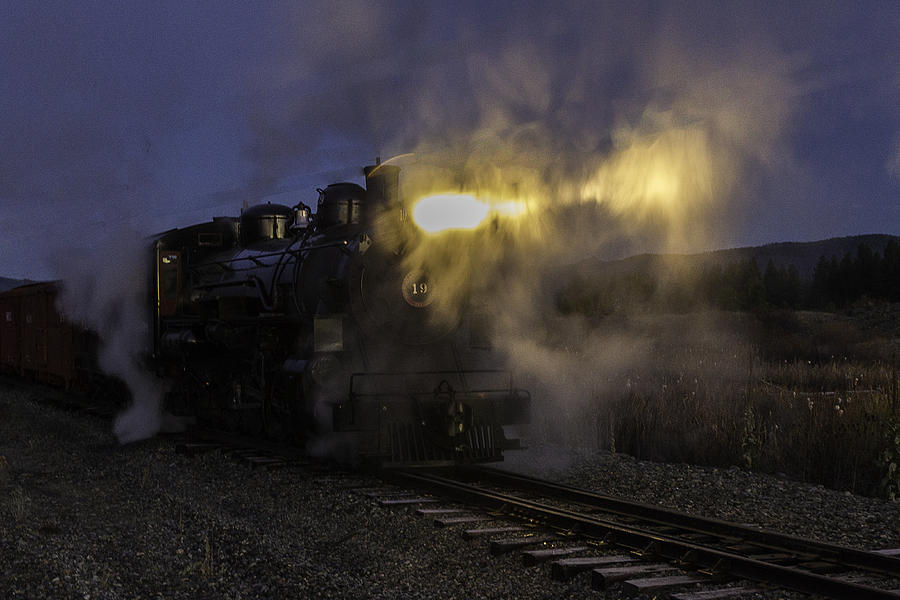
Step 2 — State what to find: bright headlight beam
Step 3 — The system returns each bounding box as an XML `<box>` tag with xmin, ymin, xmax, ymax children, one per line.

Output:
<box><xmin>412</xmin><ymin>194</ymin><xmax>491</xmax><ymax>233</ymax></box>
<box><xmin>412</xmin><ymin>193</ymin><xmax>526</xmax><ymax>234</ymax></box>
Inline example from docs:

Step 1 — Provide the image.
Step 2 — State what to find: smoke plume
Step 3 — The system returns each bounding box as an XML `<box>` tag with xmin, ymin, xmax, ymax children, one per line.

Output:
<box><xmin>308</xmin><ymin>4</ymin><xmax>806</xmax><ymax>441</ymax></box>
<box><xmin>52</xmin><ymin>230</ymin><xmax>166</xmax><ymax>443</ymax></box>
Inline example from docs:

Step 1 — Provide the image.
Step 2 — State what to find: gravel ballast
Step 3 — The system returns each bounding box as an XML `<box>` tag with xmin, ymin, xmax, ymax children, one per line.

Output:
<box><xmin>2</xmin><ymin>381</ymin><xmax>898</xmax><ymax>599</ymax></box>
<box><xmin>501</xmin><ymin>447</ymin><xmax>900</xmax><ymax>551</ymax></box>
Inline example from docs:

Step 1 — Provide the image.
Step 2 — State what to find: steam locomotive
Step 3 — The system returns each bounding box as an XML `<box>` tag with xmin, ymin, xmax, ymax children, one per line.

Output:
<box><xmin>150</xmin><ymin>162</ymin><xmax>530</xmax><ymax>465</ymax></box>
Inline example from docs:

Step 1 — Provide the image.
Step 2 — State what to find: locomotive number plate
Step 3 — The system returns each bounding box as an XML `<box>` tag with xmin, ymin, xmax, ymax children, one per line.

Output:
<box><xmin>401</xmin><ymin>271</ymin><xmax>434</xmax><ymax>308</ymax></box>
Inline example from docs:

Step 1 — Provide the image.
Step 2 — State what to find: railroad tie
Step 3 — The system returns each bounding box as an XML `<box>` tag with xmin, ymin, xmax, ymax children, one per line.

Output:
<box><xmin>462</xmin><ymin>526</ymin><xmax>525</xmax><ymax>539</ymax></box>
<box><xmin>415</xmin><ymin>508</ymin><xmax>468</xmax><ymax>516</ymax></box>
<box><xmin>670</xmin><ymin>586</ymin><xmax>764</xmax><ymax>600</ymax></box>
<box><xmin>490</xmin><ymin>535</ymin><xmax>559</xmax><ymax>555</ymax></box>
<box><xmin>359</xmin><ymin>490</ymin><xmax>416</xmax><ymax>498</ymax></box>
<box><xmin>746</xmin><ymin>552</ymin><xmax>797</xmax><ymax>563</ymax></box>
<box><xmin>378</xmin><ymin>497</ymin><xmax>439</xmax><ymax>506</ymax></box>
<box><xmin>433</xmin><ymin>515</ymin><xmax>492</xmax><ymax>527</ymax></box>
<box><xmin>522</xmin><ymin>546</ymin><xmax>590</xmax><ymax>567</ymax></box>
<box><xmin>795</xmin><ymin>560</ymin><xmax>844</xmax><ymax>573</ymax></box>
<box><xmin>550</xmin><ymin>555</ymin><xmax>639</xmax><ymax>580</ymax></box>
<box><xmin>622</xmin><ymin>574</ymin><xmax>711</xmax><ymax>595</ymax></box>
<box><xmin>590</xmin><ymin>563</ymin><xmax>674</xmax><ymax>590</ymax></box>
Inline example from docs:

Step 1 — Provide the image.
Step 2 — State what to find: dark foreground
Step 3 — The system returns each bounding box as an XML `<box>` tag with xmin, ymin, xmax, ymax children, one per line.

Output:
<box><xmin>0</xmin><ymin>384</ymin><xmax>589</xmax><ymax>600</ymax></box>
<box><xmin>2</xmin><ymin>382</ymin><xmax>898</xmax><ymax>600</ymax></box>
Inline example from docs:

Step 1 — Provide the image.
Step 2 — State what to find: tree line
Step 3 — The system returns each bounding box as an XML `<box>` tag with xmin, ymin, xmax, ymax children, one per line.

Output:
<box><xmin>557</xmin><ymin>240</ymin><xmax>900</xmax><ymax>316</ymax></box>
<box><xmin>809</xmin><ymin>240</ymin><xmax>900</xmax><ymax>308</ymax></box>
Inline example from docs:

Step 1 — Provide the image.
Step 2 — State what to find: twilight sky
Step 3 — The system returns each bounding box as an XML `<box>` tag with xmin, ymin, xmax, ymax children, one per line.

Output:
<box><xmin>1</xmin><ymin>0</ymin><xmax>899</xmax><ymax>280</ymax></box>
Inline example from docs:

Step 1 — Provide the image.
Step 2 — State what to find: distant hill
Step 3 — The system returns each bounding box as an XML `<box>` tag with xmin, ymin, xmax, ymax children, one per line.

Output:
<box><xmin>569</xmin><ymin>234</ymin><xmax>900</xmax><ymax>283</ymax></box>
<box><xmin>0</xmin><ymin>277</ymin><xmax>33</xmax><ymax>293</ymax></box>
<box><xmin>702</xmin><ymin>234</ymin><xmax>899</xmax><ymax>280</ymax></box>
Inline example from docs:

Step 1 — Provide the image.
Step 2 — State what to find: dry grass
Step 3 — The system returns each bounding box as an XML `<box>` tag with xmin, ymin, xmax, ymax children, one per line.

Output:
<box><xmin>181</xmin><ymin>535</ymin><xmax>214</xmax><ymax>579</ymax></box>
<box><xmin>6</xmin><ymin>485</ymin><xmax>29</xmax><ymax>520</ymax></box>
<box><xmin>0</xmin><ymin>455</ymin><xmax>29</xmax><ymax>520</ymax></box>
<box><xmin>590</xmin><ymin>315</ymin><xmax>900</xmax><ymax>498</ymax></box>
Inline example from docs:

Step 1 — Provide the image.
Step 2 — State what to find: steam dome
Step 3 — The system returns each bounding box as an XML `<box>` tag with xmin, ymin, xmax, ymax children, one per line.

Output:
<box><xmin>240</xmin><ymin>203</ymin><xmax>293</xmax><ymax>245</ymax></box>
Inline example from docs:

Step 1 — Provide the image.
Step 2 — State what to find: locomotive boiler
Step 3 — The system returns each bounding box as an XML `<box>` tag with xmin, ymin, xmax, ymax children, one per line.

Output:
<box><xmin>151</xmin><ymin>162</ymin><xmax>530</xmax><ymax>465</ymax></box>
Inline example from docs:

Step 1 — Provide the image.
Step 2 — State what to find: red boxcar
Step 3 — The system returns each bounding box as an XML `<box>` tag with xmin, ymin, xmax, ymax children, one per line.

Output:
<box><xmin>0</xmin><ymin>282</ymin><xmax>78</xmax><ymax>388</ymax></box>
<box><xmin>0</xmin><ymin>290</ymin><xmax>20</xmax><ymax>375</ymax></box>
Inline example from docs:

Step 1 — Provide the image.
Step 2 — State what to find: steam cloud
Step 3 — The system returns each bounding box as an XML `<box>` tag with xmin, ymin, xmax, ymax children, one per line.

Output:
<box><xmin>52</xmin><ymin>231</ymin><xmax>165</xmax><ymax>443</ymax></box>
<box><xmin>254</xmin><ymin>3</ymin><xmax>804</xmax><ymax>443</ymax></box>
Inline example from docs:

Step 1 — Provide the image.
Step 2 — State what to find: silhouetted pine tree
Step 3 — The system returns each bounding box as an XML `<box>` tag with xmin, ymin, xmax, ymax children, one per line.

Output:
<box><xmin>763</xmin><ymin>259</ymin><xmax>801</xmax><ymax>308</ymax></box>
<box><xmin>855</xmin><ymin>243</ymin><xmax>881</xmax><ymax>297</ymax></box>
<box><xmin>810</xmin><ymin>255</ymin><xmax>833</xmax><ymax>308</ymax></box>
<box><xmin>807</xmin><ymin>242</ymin><xmax>899</xmax><ymax>308</ymax></box>
<box><xmin>882</xmin><ymin>239</ymin><xmax>900</xmax><ymax>302</ymax></box>
<box><xmin>734</xmin><ymin>258</ymin><xmax>765</xmax><ymax>310</ymax></box>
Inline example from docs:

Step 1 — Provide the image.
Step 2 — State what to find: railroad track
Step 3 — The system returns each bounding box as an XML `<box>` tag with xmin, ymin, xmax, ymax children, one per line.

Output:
<box><xmin>384</xmin><ymin>466</ymin><xmax>900</xmax><ymax>599</ymax></box>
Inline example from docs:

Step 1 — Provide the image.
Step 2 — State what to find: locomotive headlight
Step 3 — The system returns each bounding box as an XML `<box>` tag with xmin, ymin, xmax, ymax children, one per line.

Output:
<box><xmin>411</xmin><ymin>193</ymin><xmax>525</xmax><ymax>234</ymax></box>
<box><xmin>413</xmin><ymin>194</ymin><xmax>489</xmax><ymax>233</ymax></box>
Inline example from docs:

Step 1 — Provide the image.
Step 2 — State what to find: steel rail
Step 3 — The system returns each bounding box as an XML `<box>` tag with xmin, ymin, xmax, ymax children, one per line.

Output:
<box><xmin>464</xmin><ymin>466</ymin><xmax>900</xmax><ymax>577</ymax></box>
<box><xmin>394</xmin><ymin>469</ymin><xmax>900</xmax><ymax>600</ymax></box>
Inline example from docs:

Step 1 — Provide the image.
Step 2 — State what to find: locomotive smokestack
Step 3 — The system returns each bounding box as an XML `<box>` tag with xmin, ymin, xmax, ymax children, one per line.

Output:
<box><xmin>364</xmin><ymin>162</ymin><xmax>401</xmax><ymax>208</ymax></box>
<box><xmin>364</xmin><ymin>161</ymin><xmax>404</xmax><ymax>250</ymax></box>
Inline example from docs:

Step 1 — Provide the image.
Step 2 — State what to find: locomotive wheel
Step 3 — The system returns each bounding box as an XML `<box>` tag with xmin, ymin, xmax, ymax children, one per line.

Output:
<box><xmin>163</xmin><ymin>373</ymin><xmax>202</xmax><ymax>418</ymax></box>
<box><xmin>265</xmin><ymin>372</ymin><xmax>308</xmax><ymax>443</ymax></box>
<box><xmin>240</xmin><ymin>407</ymin><xmax>265</xmax><ymax>437</ymax></box>
<box><xmin>263</xmin><ymin>390</ymin><xmax>293</xmax><ymax>442</ymax></box>
<box><xmin>262</xmin><ymin>396</ymin><xmax>285</xmax><ymax>440</ymax></box>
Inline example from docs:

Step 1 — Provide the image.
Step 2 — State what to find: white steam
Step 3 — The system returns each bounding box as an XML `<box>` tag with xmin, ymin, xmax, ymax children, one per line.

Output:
<box><xmin>320</xmin><ymin>10</ymin><xmax>805</xmax><ymax>444</ymax></box>
<box><xmin>53</xmin><ymin>230</ymin><xmax>165</xmax><ymax>443</ymax></box>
